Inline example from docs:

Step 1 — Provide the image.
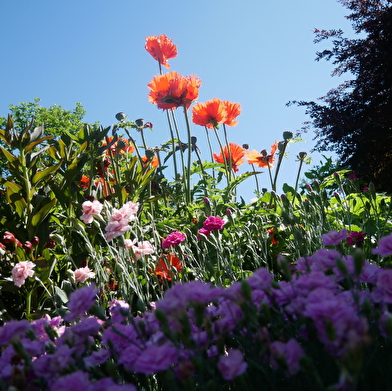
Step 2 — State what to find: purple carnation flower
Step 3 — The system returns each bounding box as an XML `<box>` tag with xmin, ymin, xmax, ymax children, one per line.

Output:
<box><xmin>217</xmin><ymin>349</ymin><xmax>247</xmax><ymax>380</ymax></box>
<box><xmin>203</xmin><ymin>216</ymin><xmax>225</xmax><ymax>231</ymax></box>
<box><xmin>375</xmin><ymin>269</ymin><xmax>392</xmax><ymax>304</ymax></box>
<box><xmin>133</xmin><ymin>343</ymin><xmax>179</xmax><ymax>374</ymax></box>
<box><xmin>270</xmin><ymin>339</ymin><xmax>304</xmax><ymax>376</ymax></box>
<box><xmin>321</xmin><ymin>229</ymin><xmax>348</xmax><ymax>246</ymax></box>
<box><xmin>372</xmin><ymin>233</ymin><xmax>392</xmax><ymax>257</ymax></box>
<box><xmin>65</xmin><ymin>285</ymin><xmax>98</xmax><ymax>322</ymax></box>
<box><xmin>162</xmin><ymin>231</ymin><xmax>186</xmax><ymax>249</ymax></box>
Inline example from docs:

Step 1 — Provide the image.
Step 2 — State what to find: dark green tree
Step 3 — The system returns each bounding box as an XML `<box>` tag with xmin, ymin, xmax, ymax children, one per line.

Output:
<box><xmin>290</xmin><ymin>0</ymin><xmax>392</xmax><ymax>193</ymax></box>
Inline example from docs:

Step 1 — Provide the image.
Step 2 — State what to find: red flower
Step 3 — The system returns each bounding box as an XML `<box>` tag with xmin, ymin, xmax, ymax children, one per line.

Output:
<box><xmin>192</xmin><ymin>98</ymin><xmax>227</xmax><ymax>129</ymax></box>
<box><xmin>192</xmin><ymin>98</ymin><xmax>241</xmax><ymax>129</ymax></box>
<box><xmin>102</xmin><ymin>137</ymin><xmax>134</xmax><ymax>154</ymax></box>
<box><xmin>246</xmin><ymin>141</ymin><xmax>279</xmax><ymax>168</ymax></box>
<box><xmin>148</xmin><ymin>71</ymin><xmax>201</xmax><ymax>110</ymax></box>
<box><xmin>213</xmin><ymin>143</ymin><xmax>245</xmax><ymax>173</ymax></box>
<box><xmin>142</xmin><ymin>155</ymin><xmax>159</xmax><ymax>168</ymax></box>
<box><xmin>145</xmin><ymin>35</ymin><xmax>177</xmax><ymax>69</ymax></box>
<box><xmin>223</xmin><ymin>100</ymin><xmax>241</xmax><ymax>126</ymax></box>
<box><xmin>268</xmin><ymin>228</ymin><xmax>278</xmax><ymax>245</ymax></box>
<box><xmin>155</xmin><ymin>253</ymin><xmax>183</xmax><ymax>281</ymax></box>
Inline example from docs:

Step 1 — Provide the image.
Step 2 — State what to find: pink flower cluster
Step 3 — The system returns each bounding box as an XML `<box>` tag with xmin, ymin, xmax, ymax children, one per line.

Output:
<box><xmin>12</xmin><ymin>261</ymin><xmax>35</xmax><ymax>287</ymax></box>
<box><xmin>80</xmin><ymin>200</ymin><xmax>103</xmax><ymax>224</ymax></box>
<box><xmin>197</xmin><ymin>216</ymin><xmax>225</xmax><ymax>239</ymax></box>
<box><xmin>161</xmin><ymin>231</ymin><xmax>186</xmax><ymax>249</ymax></box>
<box><xmin>104</xmin><ymin>201</ymin><xmax>139</xmax><ymax>241</ymax></box>
<box><xmin>125</xmin><ymin>239</ymin><xmax>155</xmax><ymax>259</ymax></box>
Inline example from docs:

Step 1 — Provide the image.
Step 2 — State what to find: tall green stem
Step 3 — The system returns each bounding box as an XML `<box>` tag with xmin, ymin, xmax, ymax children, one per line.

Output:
<box><xmin>272</xmin><ymin>141</ymin><xmax>288</xmax><ymax>192</ymax></box>
<box><xmin>213</xmin><ymin>127</ymin><xmax>230</xmax><ymax>186</ymax></box>
<box><xmin>183</xmin><ymin>105</ymin><xmax>193</xmax><ymax>204</ymax></box>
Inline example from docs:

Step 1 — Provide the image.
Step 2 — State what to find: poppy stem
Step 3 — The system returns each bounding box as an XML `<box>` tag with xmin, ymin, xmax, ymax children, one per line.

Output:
<box><xmin>213</xmin><ymin>127</ymin><xmax>230</xmax><ymax>187</ymax></box>
<box><xmin>251</xmin><ymin>164</ymin><xmax>260</xmax><ymax>194</ymax></box>
<box><xmin>183</xmin><ymin>104</ymin><xmax>193</xmax><ymax>204</ymax></box>
<box><xmin>273</xmin><ymin>140</ymin><xmax>288</xmax><ymax>192</ymax></box>
<box><xmin>295</xmin><ymin>159</ymin><xmax>305</xmax><ymax>193</ymax></box>
<box><xmin>204</xmin><ymin>127</ymin><xmax>216</xmax><ymax>181</ymax></box>
<box><xmin>171</xmin><ymin>110</ymin><xmax>187</xmax><ymax>202</ymax></box>
<box><xmin>223</xmin><ymin>124</ymin><xmax>233</xmax><ymax>183</ymax></box>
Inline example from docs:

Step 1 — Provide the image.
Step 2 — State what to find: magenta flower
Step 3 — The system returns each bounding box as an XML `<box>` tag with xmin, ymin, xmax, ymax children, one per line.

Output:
<box><xmin>347</xmin><ymin>231</ymin><xmax>367</xmax><ymax>246</ymax></box>
<box><xmin>197</xmin><ymin>227</ymin><xmax>211</xmax><ymax>240</ymax></box>
<box><xmin>162</xmin><ymin>231</ymin><xmax>186</xmax><ymax>249</ymax></box>
<box><xmin>321</xmin><ymin>229</ymin><xmax>348</xmax><ymax>246</ymax></box>
<box><xmin>203</xmin><ymin>216</ymin><xmax>225</xmax><ymax>231</ymax></box>
<box><xmin>73</xmin><ymin>266</ymin><xmax>96</xmax><ymax>283</ymax></box>
<box><xmin>372</xmin><ymin>233</ymin><xmax>392</xmax><ymax>257</ymax></box>
<box><xmin>217</xmin><ymin>349</ymin><xmax>247</xmax><ymax>380</ymax></box>
<box><xmin>12</xmin><ymin>261</ymin><xmax>35</xmax><ymax>287</ymax></box>
<box><xmin>80</xmin><ymin>200</ymin><xmax>103</xmax><ymax>224</ymax></box>
<box><xmin>65</xmin><ymin>285</ymin><xmax>98</xmax><ymax>322</ymax></box>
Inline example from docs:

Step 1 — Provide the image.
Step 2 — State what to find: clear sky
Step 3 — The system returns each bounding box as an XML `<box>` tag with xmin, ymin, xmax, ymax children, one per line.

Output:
<box><xmin>0</xmin><ymin>0</ymin><xmax>356</xmax><ymax>201</ymax></box>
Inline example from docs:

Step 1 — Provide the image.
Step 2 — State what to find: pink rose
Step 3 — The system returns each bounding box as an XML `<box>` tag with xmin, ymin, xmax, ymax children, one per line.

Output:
<box><xmin>12</xmin><ymin>261</ymin><xmax>35</xmax><ymax>287</ymax></box>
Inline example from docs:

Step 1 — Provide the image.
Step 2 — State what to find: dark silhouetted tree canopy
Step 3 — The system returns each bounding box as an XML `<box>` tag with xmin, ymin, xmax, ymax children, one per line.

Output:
<box><xmin>291</xmin><ymin>0</ymin><xmax>392</xmax><ymax>193</ymax></box>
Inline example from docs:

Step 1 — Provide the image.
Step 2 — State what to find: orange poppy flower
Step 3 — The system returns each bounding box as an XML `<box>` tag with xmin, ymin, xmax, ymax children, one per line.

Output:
<box><xmin>142</xmin><ymin>155</ymin><xmax>159</xmax><ymax>168</ymax></box>
<box><xmin>192</xmin><ymin>98</ymin><xmax>227</xmax><ymax>129</ymax></box>
<box><xmin>155</xmin><ymin>253</ymin><xmax>183</xmax><ymax>281</ymax></box>
<box><xmin>148</xmin><ymin>71</ymin><xmax>202</xmax><ymax>110</ymax></box>
<box><xmin>223</xmin><ymin>100</ymin><xmax>241</xmax><ymax>127</ymax></box>
<box><xmin>145</xmin><ymin>35</ymin><xmax>177</xmax><ymax>69</ymax></box>
<box><xmin>246</xmin><ymin>141</ymin><xmax>279</xmax><ymax>168</ymax></box>
<box><xmin>213</xmin><ymin>143</ymin><xmax>245</xmax><ymax>173</ymax></box>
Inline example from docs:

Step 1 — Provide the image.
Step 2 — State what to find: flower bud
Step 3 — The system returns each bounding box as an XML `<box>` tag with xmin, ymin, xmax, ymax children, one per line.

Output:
<box><xmin>115</xmin><ymin>112</ymin><xmax>127</xmax><ymax>122</ymax></box>
<box><xmin>23</xmin><ymin>241</ymin><xmax>33</xmax><ymax>251</ymax></box>
<box><xmin>283</xmin><ymin>131</ymin><xmax>293</xmax><ymax>140</ymax></box>
<box><xmin>3</xmin><ymin>231</ymin><xmax>16</xmax><ymax>244</ymax></box>
<box><xmin>135</xmin><ymin>118</ymin><xmax>145</xmax><ymax>127</ymax></box>
<box><xmin>144</xmin><ymin>122</ymin><xmax>153</xmax><ymax>129</ymax></box>
<box><xmin>31</xmin><ymin>236</ymin><xmax>40</xmax><ymax>246</ymax></box>
<box><xmin>145</xmin><ymin>149</ymin><xmax>155</xmax><ymax>159</ymax></box>
<box><xmin>297</xmin><ymin>151</ymin><xmax>307</xmax><ymax>160</ymax></box>
<box><xmin>242</xmin><ymin>144</ymin><xmax>249</xmax><ymax>150</ymax></box>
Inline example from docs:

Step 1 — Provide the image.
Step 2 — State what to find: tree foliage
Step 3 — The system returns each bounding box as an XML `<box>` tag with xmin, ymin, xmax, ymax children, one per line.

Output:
<box><xmin>290</xmin><ymin>0</ymin><xmax>392</xmax><ymax>193</ymax></box>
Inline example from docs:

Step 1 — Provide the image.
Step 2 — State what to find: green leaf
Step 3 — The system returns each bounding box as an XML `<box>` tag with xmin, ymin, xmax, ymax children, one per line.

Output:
<box><xmin>0</xmin><ymin>145</ymin><xmax>17</xmax><ymax>163</ymax></box>
<box><xmin>31</xmin><ymin>198</ymin><xmax>57</xmax><ymax>227</ymax></box>
<box><xmin>32</xmin><ymin>163</ymin><xmax>62</xmax><ymax>187</ymax></box>
<box><xmin>25</xmin><ymin>135</ymin><xmax>54</xmax><ymax>152</ymax></box>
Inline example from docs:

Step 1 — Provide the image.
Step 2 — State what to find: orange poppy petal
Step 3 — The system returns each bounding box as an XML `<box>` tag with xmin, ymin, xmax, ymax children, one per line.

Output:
<box><xmin>145</xmin><ymin>35</ymin><xmax>177</xmax><ymax>69</ymax></box>
<box><xmin>223</xmin><ymin>101</ymin><xmax>241</xmax><ymax>127</ymax></box>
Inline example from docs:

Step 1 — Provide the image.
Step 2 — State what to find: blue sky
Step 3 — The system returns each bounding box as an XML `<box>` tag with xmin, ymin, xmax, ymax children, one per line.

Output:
<box><xmin>0</xmin><ymin>1</ymin><xmax>355</xmax><ymax>201</ymax></box>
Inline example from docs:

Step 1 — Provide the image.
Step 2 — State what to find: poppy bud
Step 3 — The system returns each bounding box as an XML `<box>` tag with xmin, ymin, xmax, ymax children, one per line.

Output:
<box><xmin>298</xmin><ymin>151</ymin><xmax>307</xmax><ymax>160</ymax></box>
<box><xmin>191</xmin><ymin>136</ymin><xmax>197</xmax><ymax>144</ymax></box>
<box><xmin>135</xmin><ymin>118</ymin><xmax>144</xmax><ymax>127</ymax></box>
<box><xmin>145</xmin><ymin>149</ymin><xmax>155</xmax><ymax>159</ymax></box>
<box><xmin>115</xmin><ymin>112</ymin><xmax>127</xmax><ymax>122</ymax></box>
<box><xmin>242</xmin><ymin>144</ymin><xmax>249</xmax><ymax>150</ymax></box>
<box><xmin>31</xmin><ymin>236</ymin><xmax>40</xmax><ymax>246</ymax></box>
<box><xmin>283</xmin><ymin>131</ymin><xmax>293</xmax><ymax>140</ymax></box>
<box><xmin>144</xmin><ymin>122</ymin><xmax>153</xmax><ymax>129</ymax></box>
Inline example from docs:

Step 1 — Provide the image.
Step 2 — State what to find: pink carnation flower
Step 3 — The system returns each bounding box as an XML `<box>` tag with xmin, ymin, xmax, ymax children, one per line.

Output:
<box><xmin>104</xmin><ymin>221</ymin><xmax>132</xmax><ymax>241</ymax></box>
<box><xmin>12</xmin><ymin>261</ymin><xmax>35</xmax><ymax>287</ymax></box>
<box><xmin>73</xmin><ymin>266</ymin><xmax>96</xmax><ymax>283</ymax></box>
<box><xmin>162</xmin><ymin>231</ymin><xmax>186</xmax><ymax>249</ymax></box>
<box><xmin>203</xmin><ymin>216</ymin><xmax>225</xmax><ymax>231</ymax></box>
<box><xmin>197</xmin><ymin>227</ymin><xmax>211</xmax><ymax>240</ymax></box>
<box><xmin>80</xmin><ymin>200</ymin><xmax>103</xmax><ymax>224</ymax></box>
<box><xmin>126</xmin><ymin>239</ymin><xmax>155</xmax><ymax>259</ymax></box>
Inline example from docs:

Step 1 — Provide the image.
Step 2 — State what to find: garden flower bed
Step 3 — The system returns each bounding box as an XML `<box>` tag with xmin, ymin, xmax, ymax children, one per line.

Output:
<box><xmin>0</xmin><ymin>34</ymin><xmax>391</xmax><ymax>391</ymax></box>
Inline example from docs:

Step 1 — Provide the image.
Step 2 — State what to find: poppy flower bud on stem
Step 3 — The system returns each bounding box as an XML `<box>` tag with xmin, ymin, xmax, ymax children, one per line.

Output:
<box><xmin>115</xmin><ymin>112</ymin><xmax>127</xmax><ymax>122</ymax></box>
